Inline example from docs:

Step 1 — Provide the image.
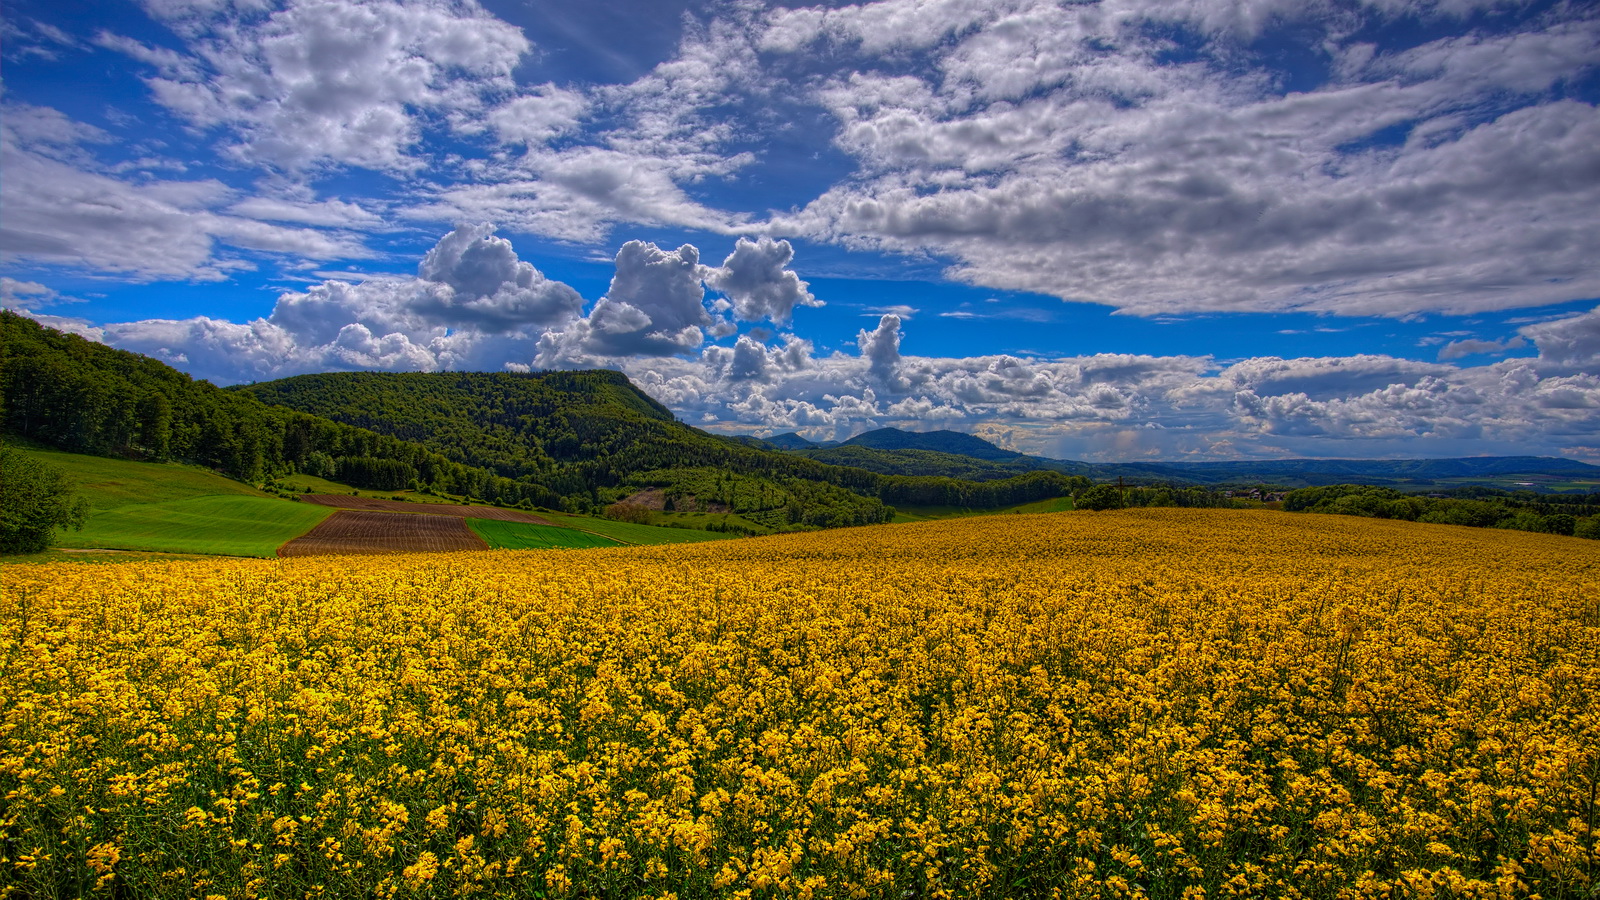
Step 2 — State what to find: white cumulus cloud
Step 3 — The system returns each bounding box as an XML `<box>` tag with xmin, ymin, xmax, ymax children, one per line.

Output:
<box><xmin>119</xmin><ymin>0</ymin><xmax>530</xmax><ymax>172</ymax></box>
<box><xmin>706</xmin><ymin>237</ymin><xmax>822</xmax><ymax>325</ymax></box>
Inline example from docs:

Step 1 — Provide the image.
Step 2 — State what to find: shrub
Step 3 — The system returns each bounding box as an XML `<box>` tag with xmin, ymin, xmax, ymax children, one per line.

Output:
<box><xmin>605</xmin><ymin>501</ymin><xmax>654</xmax><ymax>524</ymax></box>
<box><xmin>0</xmin><ymin>445</ymin><xmax>89</xmax><ymax>553</ymax></box>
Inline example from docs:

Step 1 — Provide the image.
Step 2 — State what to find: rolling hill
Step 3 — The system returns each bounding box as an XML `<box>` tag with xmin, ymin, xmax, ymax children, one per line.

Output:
<box><xmin>773</xmin><ymin>425</ymin><xmax>1600</xmax><ymax>490</ymax></box>
<box><xmin>840</xmin><ymin>426</ymin><xmax>1028</xmax><ymax>460</ymax></box>
<box><xmin>236</xmin><ymin>370</ymin><xmax>896</xmax><ymax>529</ymax></box>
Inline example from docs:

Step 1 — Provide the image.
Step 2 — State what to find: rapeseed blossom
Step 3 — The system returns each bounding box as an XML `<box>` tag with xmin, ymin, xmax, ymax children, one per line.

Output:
<box><xmin>1</xmin><ymin>509</ymin><xmax>1596</xmax><ymax>897</ymax></box>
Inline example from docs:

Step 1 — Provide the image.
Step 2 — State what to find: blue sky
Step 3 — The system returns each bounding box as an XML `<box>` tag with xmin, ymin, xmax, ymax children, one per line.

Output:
<box><xmin>3</xmin><ymin>0</ymin><xmax>1599</xmax><ymax>461</ymax></box>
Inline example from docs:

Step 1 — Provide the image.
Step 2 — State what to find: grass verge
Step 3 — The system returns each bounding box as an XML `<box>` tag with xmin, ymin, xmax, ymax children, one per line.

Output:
<box><xmin>1</xmin><ymin>549</ymin><xmax>212</xmax><ymax>565</ymax></box>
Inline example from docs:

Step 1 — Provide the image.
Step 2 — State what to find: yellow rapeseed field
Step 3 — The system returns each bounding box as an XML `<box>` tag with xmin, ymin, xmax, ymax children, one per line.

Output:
<box><xmin>2</xmin><ymin>509</ymin><xmax>1597</xmax><ymax>899</ymax></box>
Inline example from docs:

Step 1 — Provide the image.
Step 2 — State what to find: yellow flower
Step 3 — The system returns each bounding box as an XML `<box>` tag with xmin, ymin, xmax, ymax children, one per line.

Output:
<box><xmin>402</xmin><ymin>851</ymin><xmax>439</xmax><ymax>888</ymax></box>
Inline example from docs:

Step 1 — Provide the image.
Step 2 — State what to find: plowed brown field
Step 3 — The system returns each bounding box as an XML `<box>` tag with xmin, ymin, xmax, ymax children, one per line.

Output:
<box><xmin>278</xmin><ymin>510</ymin><xmax>488</xmax><ymax>556</ymax></box>
<box><xmin>298</xmin><ymin>494</ymin><xmax>554</xmax><ymax>524</ymax></box>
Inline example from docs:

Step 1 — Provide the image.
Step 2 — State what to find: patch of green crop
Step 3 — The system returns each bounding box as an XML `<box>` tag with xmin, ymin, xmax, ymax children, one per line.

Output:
<box><xmin>59</xmin><ymin>495</ymin><xmax>333</xmax><ymax>557</ymax></box>
<box><xmin>892</xmin><ymin>497</ymin><xmax>1076</xmax><ymax>522</ymax></box>
<box><xmin>466</xmin><ymin>519</ymin><xmax>624</xmax><ymax>550</ymax></box>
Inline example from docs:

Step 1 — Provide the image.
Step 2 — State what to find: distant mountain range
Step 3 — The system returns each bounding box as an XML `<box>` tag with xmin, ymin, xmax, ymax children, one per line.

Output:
<box><xmin>752</xmin><ymin>427</ymin><xmax>1600</xmax><ymax>490</ymax></box>
<box><xmin>1095</xmin><ymin>455</ymin><xmax>1600</xmax><ymax>487</ymax></box>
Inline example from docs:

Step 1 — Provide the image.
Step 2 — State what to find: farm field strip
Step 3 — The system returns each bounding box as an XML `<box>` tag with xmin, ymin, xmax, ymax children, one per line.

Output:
<box><xmin>466</xmin><ymin>518</ymin><xmax>625</xmax><ymax>549</ymax></box>
<box><xmin>56</xmin><ymin>494</ymin><xmax>334</xmax><ymax>558</ymax></box>
<box><xmin>4</xmin><ymin>509</ymin><xmax>1596</xmax><ymax>898</ymax></box>
<box><xmin>277</xmin><ymin>509</ymin><xmax>488</xmax><ymax>556</ymax></box>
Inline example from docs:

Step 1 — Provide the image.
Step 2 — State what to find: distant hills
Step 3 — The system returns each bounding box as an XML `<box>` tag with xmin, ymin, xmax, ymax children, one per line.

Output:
<box><xmin>754</xmin><ymin>425</ymin><xmax>1600</xmax><ymax>490</ymax></box>
<box><xmin>237</xmin><ymin>369</ymin><xmax>893</xmax><ymax>528</ymax></box>
<box><xmin>1091</xmin><ymin>455</ymin><xmax>1600</xmax><ymax>488</ymax></box>
<box><xmin>763</xmin><ymin>432</ymin><xmax>821</xmax><ymax>451</ymax></box>
<box><xmin>764</xmin><ymin>427</ymin><xmax>1024</xmax><ymax>459</ymax></box>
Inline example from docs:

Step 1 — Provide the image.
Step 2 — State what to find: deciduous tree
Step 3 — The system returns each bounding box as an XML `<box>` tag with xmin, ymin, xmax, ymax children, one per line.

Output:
<box><xmin>0</xmin><ymin>445</ymin><xmax>89</xmax><ymax>553</ymax></box>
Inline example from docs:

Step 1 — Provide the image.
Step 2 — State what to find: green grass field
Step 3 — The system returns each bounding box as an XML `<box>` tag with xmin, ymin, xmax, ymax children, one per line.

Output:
<box><xmin>16</xmin><ymin>444</ymin><xmax>267</xmax><ymax>509</ymax></box>
<box><xmin>537</xmin><ymin>511</ymin><xmax>738</xmax><ymax>545</ymax></box>
<box><xmin>58</xmin><ymin>495</ymin><xmax>334</xmax><ymax>557</ymax></box>
<box><xmin>467</xmin><ymin>519</ymin><xmax>625</xmax><ymax>550</ymax></box>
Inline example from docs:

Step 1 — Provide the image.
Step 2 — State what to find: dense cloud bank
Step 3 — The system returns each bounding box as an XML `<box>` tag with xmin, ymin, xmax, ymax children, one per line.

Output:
<box><xmin>3</xmin><ymin>0</ymin><xmax>1598</xmax><ymax>459</ymax></box>
<box><xmin>29</xmin><ymin>226</ymin><xmax>1600</xmax><ymax>462</ymax></box>
<box><xmin>4</xmin><ymin>0</ymin><xmax>1597</xmax><ymax>311</ymax></box>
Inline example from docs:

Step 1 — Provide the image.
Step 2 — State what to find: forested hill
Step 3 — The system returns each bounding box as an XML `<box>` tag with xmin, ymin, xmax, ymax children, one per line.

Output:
<box><xmin>790</xmin><ymin>427</ymin><xmax>1089</xmax><ymax>480</ymax></box>
<box><xmin>840</xmin><ymin>427</ymin><xmax>1027</xmax><ymax>460</ymax></box>
<box><xmin>240</xmin><ymin>370</ymin><xmax>696</xmax><ymax>483</ymax></box>
<box><xmin>236</xmin><ymin>371</ymin><xmax>1089</xmax><ymax>523</ymax></box>
<box><xmin>0</xmin><ymin>311</ymin><xmax>572</xmax><ymax>506</ymax></box>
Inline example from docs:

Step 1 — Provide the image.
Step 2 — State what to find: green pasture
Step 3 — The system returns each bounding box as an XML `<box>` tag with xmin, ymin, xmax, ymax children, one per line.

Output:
<box><xmin>1006</xmin><ymin>497</ymin><xmax>1077</xmax><ymax>514</ymax></box>
<box><xmin>58</xmin><ymin>495</ymin><xmax>334</xmax><ymax>557</ymax></box>
<box><xmin>467</xmin><ymin>519</ymin><xmax>624</xmax><ymax>550</ymax></box>
<box><xmin>16</xmin><ymin>445</ymin><xmax>266</xmax><ymax>510</ymax></box>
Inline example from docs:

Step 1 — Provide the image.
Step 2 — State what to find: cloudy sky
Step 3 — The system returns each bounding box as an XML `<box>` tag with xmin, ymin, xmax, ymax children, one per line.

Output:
<box><xmin>3</xmin><ymin>0</ymin><xmax>1599</xmax><ymax>461</ymax></box>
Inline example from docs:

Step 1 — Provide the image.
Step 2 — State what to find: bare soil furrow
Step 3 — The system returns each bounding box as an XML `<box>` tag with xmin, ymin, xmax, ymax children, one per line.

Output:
<box><xmin>279</xmin><ymin>510</ymin><xmax>489</xmax><ymax>556</ymax></box>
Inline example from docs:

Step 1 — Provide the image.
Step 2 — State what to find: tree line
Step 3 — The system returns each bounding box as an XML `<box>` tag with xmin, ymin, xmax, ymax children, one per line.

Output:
<box><xmin>1282</xmin><ymin>483</ymin><xmax>1600</xmax><ymax>538</ymax></box>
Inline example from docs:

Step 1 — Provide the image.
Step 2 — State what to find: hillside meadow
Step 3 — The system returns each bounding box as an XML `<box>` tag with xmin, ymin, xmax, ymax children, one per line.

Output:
<box><xmin>1</xmin><ymin>509</ymin><xmax>1596</xmax><ymax>898</ymax></box>
<box><xmin>14</xmin><ymin>444</ymin><xmax>272</xmax><ymax>510</ymax></box>
<box><xmin>57</xmin><ymin>496</ymin><xmax>336</xmax><ymax>558</ymax></box>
